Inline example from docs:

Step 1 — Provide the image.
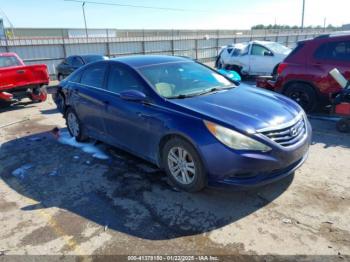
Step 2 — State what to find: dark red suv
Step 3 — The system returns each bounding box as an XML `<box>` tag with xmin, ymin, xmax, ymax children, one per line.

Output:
<box><xmin>269</xmin><ymin>32</ymin><xmax>350</xmax><ymax>112</ymax></box>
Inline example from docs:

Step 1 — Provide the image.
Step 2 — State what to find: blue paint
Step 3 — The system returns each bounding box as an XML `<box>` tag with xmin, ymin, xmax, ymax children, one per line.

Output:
<box><xmin>54</xmin><ymin>56</ymin><xmax>311</xmax><ymax>187</ymax></box>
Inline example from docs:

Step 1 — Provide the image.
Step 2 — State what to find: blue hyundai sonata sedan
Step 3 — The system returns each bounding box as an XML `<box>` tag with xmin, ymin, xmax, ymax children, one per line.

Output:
<box><xmin>54</xmin><ymin>55</ymin><xmax>311</xmax><ymax>192</ymax></box>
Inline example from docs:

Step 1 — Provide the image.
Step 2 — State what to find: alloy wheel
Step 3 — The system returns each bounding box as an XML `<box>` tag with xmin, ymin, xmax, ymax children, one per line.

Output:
<box><xmin>290</xmin><ymin>91</ymin><xmax>310</xmax><ymax>109</ymax></box>
<box><xmin>67</xmin><ymin>112</ymin><xmax>80</xmax><ymax>137</ymax></box>
<box><xmin>167</xmin><ymin>146</ymin><xmax>196</xmax><ymax>185</ymax></box>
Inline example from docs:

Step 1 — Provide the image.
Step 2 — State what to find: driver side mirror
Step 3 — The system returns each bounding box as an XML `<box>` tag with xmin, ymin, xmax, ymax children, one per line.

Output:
<box><xmin>119</xmin><ymin>90</ymin><xmax>147</xmax><ymax>102</ymax></box>
<box><xmin>264</xmin><ymin>51</ymin><xmax>273</xmax><ymax>56</ymax></box>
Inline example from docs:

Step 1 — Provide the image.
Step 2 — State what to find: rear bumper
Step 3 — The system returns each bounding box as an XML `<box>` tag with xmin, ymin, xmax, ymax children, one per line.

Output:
<box><xmin>0</xmin><ymin>92</ymin><xmax>14</xmax><ymax>101</ymax></box>
<box><xmin>256</xmin><ymin>76</ymin><xmax>277</xmax><ymax>91</ymax></box>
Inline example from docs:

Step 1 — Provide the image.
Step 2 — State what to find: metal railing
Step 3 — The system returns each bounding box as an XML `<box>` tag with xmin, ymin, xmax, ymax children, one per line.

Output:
<box><xmin>0</xmin><ymin>28</ymin><xmax>335</xmax><ymax>78</ymax></box>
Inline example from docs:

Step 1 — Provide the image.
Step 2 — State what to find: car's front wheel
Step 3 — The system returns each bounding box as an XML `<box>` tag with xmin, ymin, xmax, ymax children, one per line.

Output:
<box><xmin>162</xmin><ymin>137</ymin><xmax>207</xmax><ymax>192</ymax></box>
<box><xmin>66</xmin><ymin>108</ymin><xmax>87</xmax><ymax>142</ymax></box>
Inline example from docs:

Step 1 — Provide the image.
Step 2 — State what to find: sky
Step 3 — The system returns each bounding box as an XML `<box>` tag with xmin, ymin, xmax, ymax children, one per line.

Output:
<box><xmin>0</xmin><ymin>0</ymin><xmax>349</xmax><ymax>30</ymax></box>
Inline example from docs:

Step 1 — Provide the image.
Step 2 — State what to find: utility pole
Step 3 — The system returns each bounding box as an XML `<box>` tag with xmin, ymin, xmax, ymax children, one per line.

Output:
<box><xmin>0</xmin><ymin>7</ymin><xmax>15</xmax><ymax>38</ymax></box>
<box><xmin>82</xmin><ymin>1</ymin><xmax>88</xmax><ymax>38</ymax></box>
<box><xmin>301</xmin><ymin>0</ymin><xmax>305</xmax><ymax>29</ymax></box>
<box><xmin>323</xmin><ymin>17</ymin><xmax>327</xmax><ymax>32</ymax></box>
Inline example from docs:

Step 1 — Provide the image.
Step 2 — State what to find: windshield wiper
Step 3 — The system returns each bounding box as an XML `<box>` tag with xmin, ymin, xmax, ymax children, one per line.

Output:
<box><xmin>193</xmin><ymin>86</ymin><xmax>234</xmax><ymax>97</ymax></box>
<box><xmin>167</xmin><ymin>94</ymin><xmax>196</xmax><ymax>99</ymax></box>
<box><xmin>167</xmin><ymin>86</ymin><xmax>234</xmax><ymax>99</ymax></box>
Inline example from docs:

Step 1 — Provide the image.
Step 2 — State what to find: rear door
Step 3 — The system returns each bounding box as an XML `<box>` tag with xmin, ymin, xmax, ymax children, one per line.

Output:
<box><xmin>70</xmin><ymin>62</ymin><xmax>108</xmax><ymax>138</ymax></box>
<box><xmin>309</xmin><ymin>39</ymin><xmax>350</xmax><ymax>95</ymax></box>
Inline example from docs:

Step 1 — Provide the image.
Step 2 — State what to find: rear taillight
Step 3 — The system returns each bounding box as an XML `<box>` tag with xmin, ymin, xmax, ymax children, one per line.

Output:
<box><xmin>277</xmin><ymin>63</ymin><xmax>288</xmax><ymax>75</ymax></box>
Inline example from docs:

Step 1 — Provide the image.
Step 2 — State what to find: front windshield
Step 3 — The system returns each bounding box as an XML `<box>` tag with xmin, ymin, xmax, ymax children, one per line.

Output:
<box><xmin>264</xmin><ymin>42</ymin><xmax>291</xmax><ymax>54</ymax></box>
<box><xmin>139</xmin><ymin>61</ymin><xmax>233</xmax><ymax>98</ymax></box>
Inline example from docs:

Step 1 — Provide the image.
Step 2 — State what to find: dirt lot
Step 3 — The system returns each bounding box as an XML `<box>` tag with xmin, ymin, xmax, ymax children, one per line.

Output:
<box><xmin>0</xmin><ymin>94</ymin><xmax>349</xmax><ymax>261</ymax></box>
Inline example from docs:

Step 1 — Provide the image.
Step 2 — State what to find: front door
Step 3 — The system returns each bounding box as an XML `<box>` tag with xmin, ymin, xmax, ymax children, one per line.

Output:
<box><xmin>249</xmin><ymin>44</ymin><xmax>275</xmax><ymax>75</ymax></box>
<box><xmin>102</xmin><ymin>64</ymin><xmax>161</xmax><ymax>161</ymax></box>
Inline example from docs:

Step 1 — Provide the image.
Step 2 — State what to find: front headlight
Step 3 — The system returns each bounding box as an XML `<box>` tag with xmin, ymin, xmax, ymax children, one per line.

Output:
<box><xmin>204</xmin><ymin>121</ymin><xmax>271</xmax><ymax>152</ymax></box>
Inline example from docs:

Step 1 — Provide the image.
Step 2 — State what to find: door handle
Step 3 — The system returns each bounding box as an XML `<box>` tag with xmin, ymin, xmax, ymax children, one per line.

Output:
<box><xmin>103</xmin><ymin>100</ymin><xmax>110</xmax><ymax>105</ymax></box>
<box><xmin>16</xmin><ymin>70</ymin><xmax>25</xmax><ymax>74</ymax></box>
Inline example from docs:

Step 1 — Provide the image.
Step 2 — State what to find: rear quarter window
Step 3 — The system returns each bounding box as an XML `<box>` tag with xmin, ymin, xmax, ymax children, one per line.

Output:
<box><xmin>287</xmin><ymin>42</ymin><xmax>305</xmax><ymax>58</ymax></box>
<box><xmin>80</xmin><ymin>63</ymin><xmax>107</xmax><ymax>89</ymax></box>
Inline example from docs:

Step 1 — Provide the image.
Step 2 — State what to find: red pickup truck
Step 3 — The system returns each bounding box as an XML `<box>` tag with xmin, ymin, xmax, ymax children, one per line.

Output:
<box><xmin>0</xmin><ymin>52</ymin><xmax>49</xmax><ymax>107</ymax></box>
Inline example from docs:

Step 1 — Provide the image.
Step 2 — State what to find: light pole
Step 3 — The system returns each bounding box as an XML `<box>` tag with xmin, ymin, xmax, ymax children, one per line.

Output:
<box><xmin>301</xmin><ymin>0</ymin><xmax>305</xmax><ymax>29</ymax></box>
<box><xmin>82</xmin><ymin>1</ymin><xmax>88</xmax><ymax>38</ymax></box>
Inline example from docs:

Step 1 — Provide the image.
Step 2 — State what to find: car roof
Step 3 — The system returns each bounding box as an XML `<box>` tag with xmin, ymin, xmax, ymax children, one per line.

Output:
<box><xmin>0</xmin><ymin>52</ymin><xmax>18</xmax><ymax>57</ymax></box>
<box><xmin>112</xmin><ymin>55</ymin><xmax>192</xmax><ymax>68</ymax></box>
<box><xmin>80</xmin><ymin>54</ymin><xmax>106</xmax><ymax>58</ymax></box>
<box><xmin>251</xmin><ymin>40</ymin><xmax>278</xmax><ymax>45</ymax></box>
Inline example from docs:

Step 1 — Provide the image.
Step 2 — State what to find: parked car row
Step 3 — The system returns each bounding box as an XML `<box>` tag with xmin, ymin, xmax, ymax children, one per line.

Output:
<box><xmin>3</xmin><ymin>32</ymin><xmax>350</xmax><ymax>192</ymax></box>
<box><xmin>256</xmin><ymin>31</ymin><xmax>350</xmax><ymax>113</ymax></box>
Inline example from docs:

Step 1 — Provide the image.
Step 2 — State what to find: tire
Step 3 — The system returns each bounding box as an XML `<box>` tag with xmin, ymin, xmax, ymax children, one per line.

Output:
<box><xmin>284</xmin><ymin>83</ymin><xmax>318</xmax><ymax>113</ymax></box>
<box><xmin>30</xmin><ymin>86</ymin><xmax>48</xmax><ymax>102</ymax></box>
<box><xmin>162</xmin><ymin>137</ymin><xmax>207</xmax><ymax>192</ymax></box>
<box><xmin>65</xmin><ymin>107</ymin><xmax>88</xmax><ymax>142</ymax></box>
<box><xmin>336</xmin><ymin>119</ymin><xmax>350</xmax><ymax>133</ymax></box>
<box><xmin>272</xmin><ymin>64</ymin><xmax>279</xmax><ymax>78</ymax></box>
<box><xmin>215</xmin><ymin>56</ymin><xmax>223</xmax><ymax>69</ymax></box>
<box><xmin>225</xmin><ymin>65</ymin><xmax>243</xmax><ymax>78</ymax></box>
<box><xmin>56</xmin><ymin>92</ymin><xmax>66</xmax><ymax>114</ymax></box>
<box><xmin>57</xmin><ymin>74</ymin><xmax>64</xmax><ymax>82</ymax></box>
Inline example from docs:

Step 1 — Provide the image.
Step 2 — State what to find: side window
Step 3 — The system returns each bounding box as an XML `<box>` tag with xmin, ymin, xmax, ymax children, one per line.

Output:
<box><xmin>329</xmin><ymin>41</ymin><xmax>350</xmax><ymax>61</ymax></box>
<box><xmin>315</xmin><ymin>41</ymin><xmax>350</xmax><ymax>61</ymax></box>
<box><xmin>251</xmin><ymin>44</ymin><xmax>270</xmax><ymax>56</ymax></box>
<box><xmin>72</xmin><ymin>57</ymin><xmax>84</xmax><ymax>67</ymax></box>
<box><xmin>0</xmin><ymin>56</ymin><xmax>21</xmax><ymax>68</ymax></box>
<box><xmin>80</xmin><ymin>63</ymin><xmax>107</xmax><ymax>89</ymax></box>
<box><xmin>107</xmin><ymin>65</ymin><xmax>145</xmax><ymax>93</ymax></box>
<box><xmin>314</xmin><ymin>43</ymin><xmax>330</xmax><ymax>60</ymax></box>
<box><xmin>69</xmin><ymin>71</ymin><xmax>83</xmax><ymax>83</ymax></box>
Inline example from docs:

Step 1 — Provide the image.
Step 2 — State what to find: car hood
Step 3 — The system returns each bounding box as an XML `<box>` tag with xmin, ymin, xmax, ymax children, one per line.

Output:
<box><xmin>169</xmin><ymin>84</ymin><xmax>302</xmax><ymax>133</ymax></box>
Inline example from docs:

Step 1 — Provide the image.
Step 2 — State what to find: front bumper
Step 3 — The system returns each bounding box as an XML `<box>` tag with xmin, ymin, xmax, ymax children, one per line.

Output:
<box><xmin>200</xmin><ymin>119</ymin><xmax>312</xmax><ymax>188</ymax></box>
<box><xmin>209</xmin><ymin>152</ymin><xmax>308</xmax><ymax>187</ymax></box>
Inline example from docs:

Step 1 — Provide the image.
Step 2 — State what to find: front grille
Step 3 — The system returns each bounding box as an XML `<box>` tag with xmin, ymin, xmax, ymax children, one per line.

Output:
<box><xmin>260</xmin><ymin>116</ymin><xmax>306</xmax><ymax>147</ymax></box>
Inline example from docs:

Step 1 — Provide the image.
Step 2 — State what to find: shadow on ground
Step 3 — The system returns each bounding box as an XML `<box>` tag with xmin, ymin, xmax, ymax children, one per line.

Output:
<box><xmin>0</xmin><ymin>101</ymin><xmax>36</xmax><ymax>114</ymax></box>
<box><xmin>0</xmin><ymin>130</ymin><xmax>293</xmax><ymax>240</ymax></box>
<box><xmin>310</xmin><ymin>119</ymin><xmax>350</xmax><ymax>149</ymax></box>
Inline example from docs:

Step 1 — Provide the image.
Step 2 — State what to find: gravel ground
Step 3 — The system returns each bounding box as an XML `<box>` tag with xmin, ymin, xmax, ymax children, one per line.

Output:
<box><xmin>0</xmin><ymin>95</ymin><xmax>349</xmax><ymax>261</ymax></box>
